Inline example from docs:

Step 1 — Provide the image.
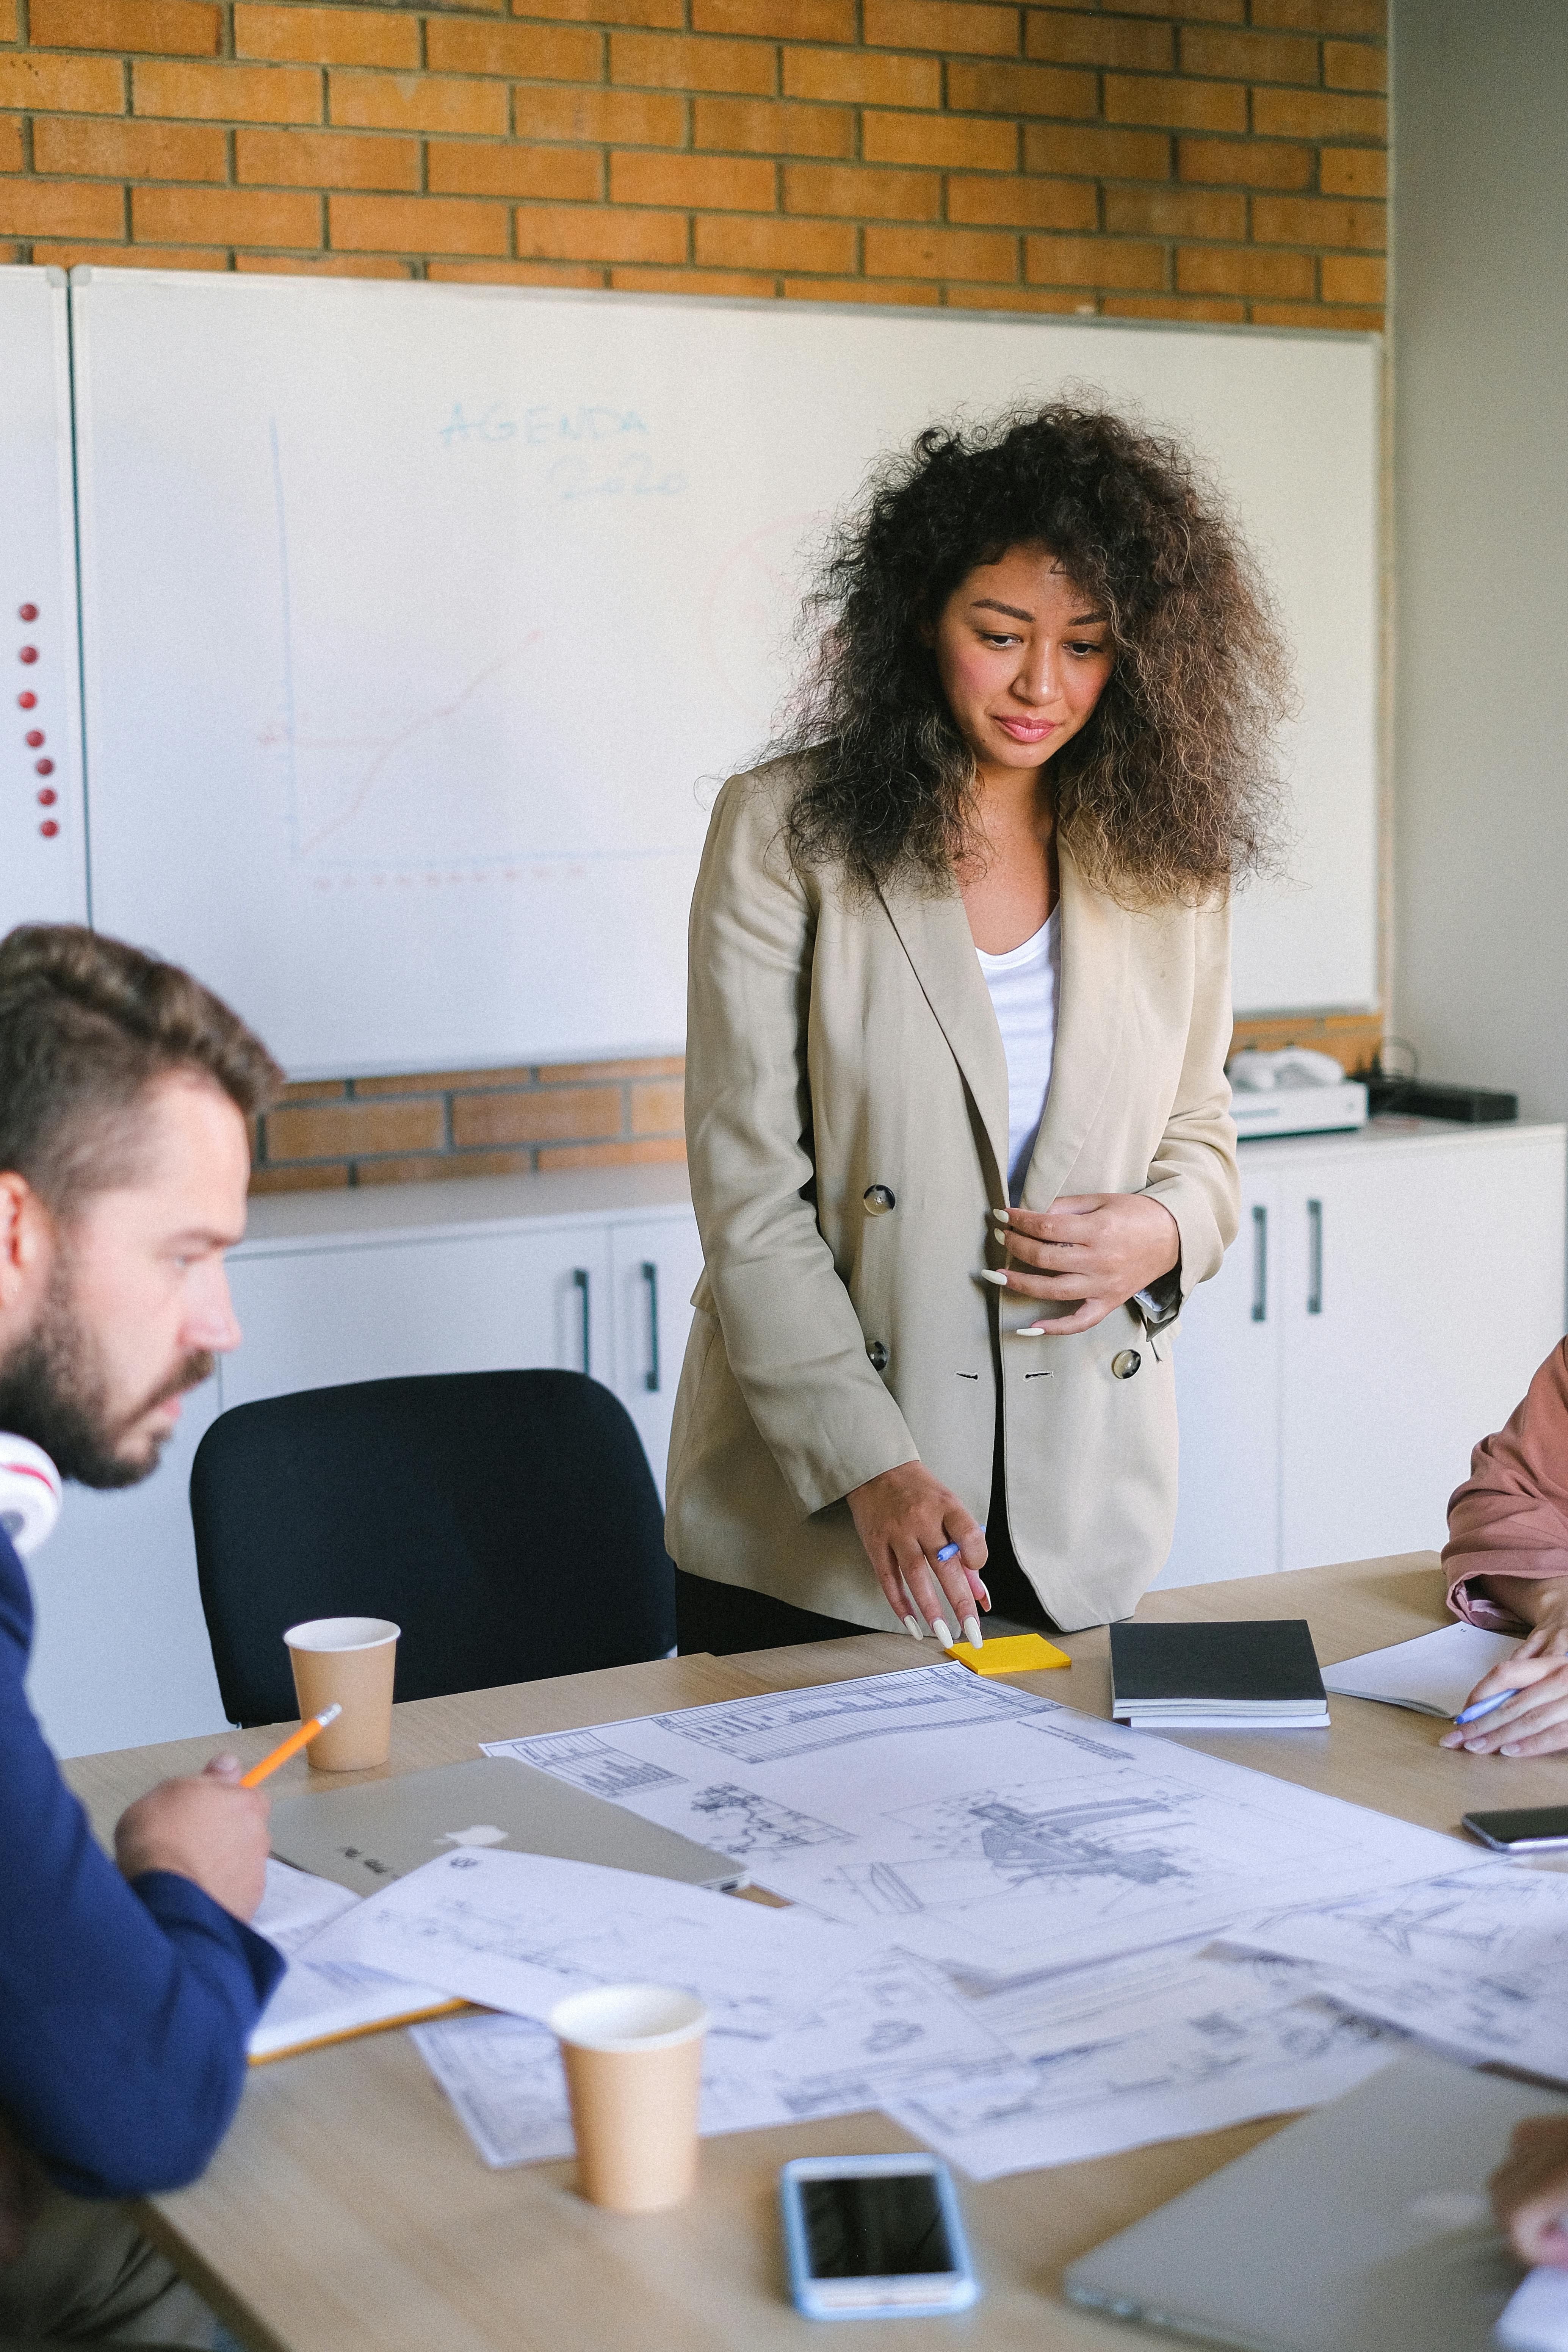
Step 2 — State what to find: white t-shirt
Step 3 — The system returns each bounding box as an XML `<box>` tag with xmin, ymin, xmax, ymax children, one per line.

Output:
<box><xmin>976</xmin><ymin>908</ymin><xmax>1060</xmax><ymax>1204</ymax></box>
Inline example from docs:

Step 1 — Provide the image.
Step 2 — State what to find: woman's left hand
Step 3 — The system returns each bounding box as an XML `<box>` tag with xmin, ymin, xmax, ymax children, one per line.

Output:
<box><xmin>1491</xmin><ymin>2117</ymin><xmax>1568</xmax><ymax>2266</ymax></box>
<box><xmin>986</xmin><ymin>1193</ymin><xmax>1180</xmax><ymax>1336</ymax></box>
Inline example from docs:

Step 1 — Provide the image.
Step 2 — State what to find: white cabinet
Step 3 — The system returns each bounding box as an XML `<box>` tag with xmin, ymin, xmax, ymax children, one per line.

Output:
<box><xmin>1159</xmin><ymin>1120</ymin><xmax>1566</xmax><ymax>1588</ymax></box>
<box><xmin>608</xmin><ymin>1214</ymin><xmax>708</xmax><ymax>1494</ymax></box>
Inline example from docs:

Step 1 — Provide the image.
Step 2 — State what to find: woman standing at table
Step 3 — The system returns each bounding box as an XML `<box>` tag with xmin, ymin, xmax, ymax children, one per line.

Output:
<box><xmin>666</xmin><ymin>404</ymin><xmax>1291</xmax><ymax>1655</ymax></box>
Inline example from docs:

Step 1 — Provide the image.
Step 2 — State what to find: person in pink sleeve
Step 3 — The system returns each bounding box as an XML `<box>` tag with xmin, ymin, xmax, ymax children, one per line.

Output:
<box><xmin>1439</xmin><ymin>1339</ymin><xmax>1568</xmax><ymax>1757</ymax></box>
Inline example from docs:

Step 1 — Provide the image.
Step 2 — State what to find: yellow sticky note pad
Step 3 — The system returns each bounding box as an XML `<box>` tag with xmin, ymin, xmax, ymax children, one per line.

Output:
<box><xmin>945</xmin><ymin>1632</ymin><xmax>1070</xmax><ymax>1676</ymax></box>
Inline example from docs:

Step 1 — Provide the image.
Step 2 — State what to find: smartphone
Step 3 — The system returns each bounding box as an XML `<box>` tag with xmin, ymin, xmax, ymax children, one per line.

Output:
<box><xmin>779</xmin><ymin>2153</ymin><xmax>979</xmax><ymax>2321</ymax></box>
<box><xmin>1463</xmin><ymin>1804</ymin><xmax>1568</xmax><ymax>1853</ymax></box>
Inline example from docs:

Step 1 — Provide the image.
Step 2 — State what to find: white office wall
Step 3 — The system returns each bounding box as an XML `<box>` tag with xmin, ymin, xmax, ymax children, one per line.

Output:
<box><xmin>1393</xmin><ymin>2</ymin><xmax>1568</xmax><ymax>1284</ymax></box>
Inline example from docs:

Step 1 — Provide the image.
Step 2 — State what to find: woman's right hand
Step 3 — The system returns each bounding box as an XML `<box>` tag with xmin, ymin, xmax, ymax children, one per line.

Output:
<box><xmin>1440</xmin><ymin>1577</ymin><xmax>1568</xmax><ymax>1756</ymax></box>
<box><xmin>846</xmin><ymin>1462</ymin><xmax>988</xmax><ymax>1646</ymax></box>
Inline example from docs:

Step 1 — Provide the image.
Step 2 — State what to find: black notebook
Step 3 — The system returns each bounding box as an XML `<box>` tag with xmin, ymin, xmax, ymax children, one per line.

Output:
<box><xmin>1109</xmin><ymin>1620</ymin><xmax>1329</xmax><ymax>1728</ymax></box>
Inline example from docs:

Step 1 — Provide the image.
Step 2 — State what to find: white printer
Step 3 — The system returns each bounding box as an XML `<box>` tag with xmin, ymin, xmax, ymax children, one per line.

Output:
<box><xmin>1227</xmin><ymin>1046</ymin><xmax>1369</xmax><ymax>1139</ymax></box>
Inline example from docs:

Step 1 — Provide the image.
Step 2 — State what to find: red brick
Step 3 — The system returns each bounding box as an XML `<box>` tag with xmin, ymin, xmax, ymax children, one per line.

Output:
<box><xmin>36</xmin><ymin>115</ymin><xmax>225</xmax><ymax>178</ymax></box>
<box><xmin>693</xmin><ymin>0</ymin><xmax>854</xmax><ymax>34</ymax></box>
<box><xmin>133</xmin><ymin>60</ymin><xmax>320</xmax><ymax>121</ymax></box>
<box><xmin>782</xmin><ymin>47</ymin><xmax>939</xmax><ymax>107</ymax></box>
<box><xmin>236</xmin><ymin>6</ymin><xmax>417</xmax><ymax>68</ymax></box>
<box><xmin>946</xmin><ymin>283</ymin><xmax>1089</xmax><ymax>313</ymax></box>
<box><xmin>782</xmin><ymin>272</ymin><xmax>938</xmax><ymax>304</ymax></box>
<box><xmin>329</xmin><ymin>70</ymin><xmax>506</xmax><ymax>136</ymax></box>
<box><xmin>426</xmin><ymin>21</ymin><xmax>601</xmax><ymax>80</ymax></box>
<box><xmin>429</xmin><ymin>141</ymin><xmax>600</xmax><ymax>200</ymax></box>
<box><xmin>32</xmin><ymin>236</ymin><xmax>224</xmax><ymax>265</ymax></box>
<box><xmin>453</xmin><ymin>1086</ymin><xmax>620</xmax><ymax>1147</ymax></box>
<box><xmin>1176</xmin><ymin>243</ymin><xmax>1313</xmax><ymax>296</ymax></box>
<box><xmin>863</xmin><ymin>0</ymin><xmax>1020</xmax><ymax>53</ymax></box>
<box><xmin>1179</xmin><ymin>25</ymin><xmax>1319</xmax><ymax>81</ymax></box>
<box><xmin>1025</xmin><ymin>11</ymin><xmax>1172</xmax><ymax>68</ymax></box>
<box><xmin>1027</xmin><ymin>232</ymin><xmax>1163</xmax><ymax>288</ymax></box>
<box><xmin>862</xmin><ymin>111</ymin><xmax>1015</xmax><ymax>171</ymax></box>
<box><xmin>785</xmin><ymin>161</ymin><xmax>938</xmax><ymax>219</ymax></box>
<box><xmin>352</xmin><ymin>1154</ymin><xmax>461</xmax><ymax>1187</ymax></box>
<box><xmin>517</xmin><ymin>86</ymin><xmax>685</xmax><ymax>146</ymax></box>
<box><xmin>507</xmin><ymin>0</ymin><xmax>674</xmax><ymax>21</ymax></box>
<box><xmin>515</xmin><ymin>200</ymin><xmax>685</xmax><ymax>263</ymax></box>
<box><xmin>1253</xmin><ymin>0</ymin><xmax>1380</xmax><ymax>29</ymax></box>
<box><xmin>31</xmin><ymin>0</ymin><xmax>218</xmax><ymax>55</ymax></box>
<box><xmin>1251</xmin><ymin>298</ymin><xmax>1381</xmax><ymax>328</ymax></box>
<box><xmin>948</xmin><ymin>173</ymin><xmax>1094</xmax><ymax>230</ymax></box>
<box><xmin>0</xmin><ymin>119</ymin><xmax>21</xmax><ymax>171</ymax></box>
<box><xmin>611</xmin><ymin>32</ymin><xmax>774</xmax><ymax>96</ymax></box>
<box><xmin>427</xmin><ymin>257</ymin><xmax>605</xmax><ymax>285</ymax></box>
<box><xmin>135</xmin><ymin>183</ymin><xmax>319</xmax><ymax>243</ymax></box>
<box><xmin>536</xmin><ymin>1056</ymin><xmax>684</xmax><ymax>1082</ymax></box>
<box><xmin>1321</xmin><ymin>251</ymin><xmax>1383</xmax><ymax>303</ymax></box>
<box><xmin>695</xmin><ymin>97</ymin><xmax>852</xmax><ymax>158</ymax></box>
<box><xmin>1105</xmin><ymin>185</ymin><xmax>1244</xmax><ymax>239</ymax></box>
<box><xmin>331</xmin><ymin>191</ymin><xmax>510</xmax><ymax>253</ymax></box>
<box><xmin>1253</xmin><ymin>193</ymin><xmax>1383</xmax><ymax>248</ymax></box>
<box><xmin>865</xmin><ymin>221</ymin><xmax>1017</xmax><ymax>281</ymax></box>
<box><xmin>538</xmin><ymin>1137</ymin><xmax>686</xmax><ymax>1172</ymax></box>
<box><xmin>1095</xmin><ymin>0</ymin><xmax>1242</xmax><ymax>16</ymax></box>
<box><xmin>237</xmin><ymin>250</ymin><xmax>407</xmax><ymax>275</ymax></box>
<box><xmin>249</xmin><ymin>1163</ymin><xmax>351</xmax><ymax>1195</ymax></box>
<box><xmin>1325</xmin><ymin>38</ymin><xmax>1386</xmax><ymax>91</ymax></box>
<box><xmin>269</xmin><ymin>1100</ymin><xmax>446</xmax><ymax>1159</ymax></box>
<box><xmin>1252</xmin><ymin>88</ymin><xmax>1385</xmax><ymax>140</ymax></box>
<box><xmin>610</xmin><ymin>149</ymin><xmax>774</xmax><ymax>208</ymax></box>
<box><xmin>1104</xmin><ymin>74</ymin><xmax>1246</xmax><ymax>132</ymax></box>
<box><xmin>947</xmin><ymin>60</ymin><xmax>1097</xmax><ymax>117</ymax></box>
<box><xmin>0</xmin><ymin>52</ymin><xmax>126</xmax><ymax>110</ymax></box>
<box><xmin>609</xmin><ymin>262</ymin><xmax>769</xmax><ymax>293</ymax></box>
<box><xmin>0</xmin><ymin>179</ymin><xmax>122</xmax><ymax>237</ymax></box>
<box><xmin>1178</xmin><ymin>135</ymin><xmax>1311</xmax><ymax>189</ymax></box>
<box><xmin>238</xmin><ymin>127</ymin><xmax>418</xmax><ymax>189</ymax></box>
<box><xmin>1023</xmin><ymin>122</ymin><xmax>1168</xmax><ymax>179</ymax></box>
<box><xmin>630</xmin><ymin>1079</ymin><xmax>684</xmax><ymax>1134</ymax></box>
<box><xmin>1104</xmin><ymin>292</ymin><xmax>1246</xmax><ymax>321</ymax></box>
<box><xmin>695</xmin><ymin>213</ymin><xmax>854</xmax><ymax>272</ymax></box>
<box><xmin>1319</xmin><ymin>145</ymin><xmax>1385</xmax><ymax>198</ymax></box>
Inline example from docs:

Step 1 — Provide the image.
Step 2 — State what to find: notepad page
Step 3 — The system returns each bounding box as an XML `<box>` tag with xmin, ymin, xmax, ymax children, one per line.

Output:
<box><xmin>1321</xmin><ymin>1623</ymin><xmax>1521</xmax><ymax>1718</ymax></box>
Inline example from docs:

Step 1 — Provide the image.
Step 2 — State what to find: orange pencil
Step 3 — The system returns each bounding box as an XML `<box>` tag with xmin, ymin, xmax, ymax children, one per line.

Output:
<box><xmin>239</xmin><ymin>1704</ymin><xmax>342</xmax><ymax>1788</ymax></box>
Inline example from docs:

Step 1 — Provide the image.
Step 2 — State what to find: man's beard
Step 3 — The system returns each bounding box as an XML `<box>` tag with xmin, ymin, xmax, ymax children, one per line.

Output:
<box><xmin>0</xmin><ymin>1261</ymin><xmax>214</xmax><ymax>1489</ymax></box>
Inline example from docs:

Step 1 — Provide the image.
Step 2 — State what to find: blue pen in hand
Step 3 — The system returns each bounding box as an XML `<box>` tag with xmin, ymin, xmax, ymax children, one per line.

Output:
<box><xmin>1453</xmin><ymin>1688</ymin><xmax>1520</xmax><ymax>1727</ymax></box>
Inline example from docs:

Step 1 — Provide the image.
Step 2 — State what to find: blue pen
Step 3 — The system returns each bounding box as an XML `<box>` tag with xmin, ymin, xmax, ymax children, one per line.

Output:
<box><xmin>1453</xmin><ymin>1688</ymin><xmax>1520</xmax><ymax>1727</ymax></box>
<box><xmin>934</xmin><ymin>1542</ymin><xmax>960</xmax><ymax>1563</ymax></box>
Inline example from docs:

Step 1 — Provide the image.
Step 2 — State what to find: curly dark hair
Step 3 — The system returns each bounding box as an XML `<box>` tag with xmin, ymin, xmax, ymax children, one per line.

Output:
<box><xmin>779</xmin><ymin>400</ymin><xmax>1293</xmax><ymax>905</ymax></box>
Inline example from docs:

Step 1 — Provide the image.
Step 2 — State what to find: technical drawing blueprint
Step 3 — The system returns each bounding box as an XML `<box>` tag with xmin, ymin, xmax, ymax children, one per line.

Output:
<box><xmin>485</xmin><ymin>1665</ymin><xmax>1460</xmax><ymax>1976</ymax></box>
<box><xmin>1227</xmin><ymin>1860</ymin><xmax>1568</xmax><ymax>2082</ymax></box>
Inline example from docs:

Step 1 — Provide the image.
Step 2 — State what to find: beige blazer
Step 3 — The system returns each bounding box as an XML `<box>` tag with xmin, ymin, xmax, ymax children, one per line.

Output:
<box><xmin>665</xmin><ymin>758</ymin><xmax>1239</xmax><ymax>1632</ymax></box>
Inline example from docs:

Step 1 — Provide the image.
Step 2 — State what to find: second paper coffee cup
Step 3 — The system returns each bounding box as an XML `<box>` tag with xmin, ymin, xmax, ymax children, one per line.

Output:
<box><xmin>283</xmin><ymin>1615</ymin><xmax>399</xmax><ymax>1771</ymax></box>
<box><xmin>549</xmin><ymin>1983</ymin><xmax>707</xmax><ymax>2214</ymax></box>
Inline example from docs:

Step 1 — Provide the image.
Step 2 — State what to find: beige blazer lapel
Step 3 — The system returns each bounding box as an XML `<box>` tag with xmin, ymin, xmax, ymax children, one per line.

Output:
<box><xmin>876</xmin><ymin>877</ymin><xmax>1012</xmax><ymax>1198</ymax></box>
<box><xmin>1020</xmin><ymin>847</ymin><xmax>1131</xmax><ymax>1209</ymax></box>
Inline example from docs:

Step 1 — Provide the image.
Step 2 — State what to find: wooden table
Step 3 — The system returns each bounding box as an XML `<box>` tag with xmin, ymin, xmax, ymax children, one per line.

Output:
<box><xmin>63</xmin><ymin>1553</ymin><xmax>1568</xmax><ymax>2352</ymax></box>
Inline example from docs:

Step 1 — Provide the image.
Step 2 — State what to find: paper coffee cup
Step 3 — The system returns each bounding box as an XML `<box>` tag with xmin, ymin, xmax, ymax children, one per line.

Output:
<box><xmin>549</xmin><ymin>1984</ymin><xmax>707</xmax><ymax>2214</ymax></box>
<box><xmin>283</xmin><ymin>1616</ymin><xmax>399</xmax><ymax>1771</ymax></box>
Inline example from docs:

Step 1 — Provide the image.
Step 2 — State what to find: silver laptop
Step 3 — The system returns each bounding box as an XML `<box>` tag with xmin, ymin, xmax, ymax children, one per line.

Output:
<box><xmin>269</xmin><ymin>1756</ymin><xmax>747</xmax><ymax>1895</ymax></box>
<box><xmin>1064</xmin><ymin>2053</ymin><xmax>1568</xmax><ymax>2352</ymax></box>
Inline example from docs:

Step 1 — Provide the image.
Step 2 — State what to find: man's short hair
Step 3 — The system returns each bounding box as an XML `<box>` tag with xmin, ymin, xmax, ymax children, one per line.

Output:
<box><xmin>0</xmin><ymin>925</ymin><xmax>281</xmax><ymax>1216</ymax></box>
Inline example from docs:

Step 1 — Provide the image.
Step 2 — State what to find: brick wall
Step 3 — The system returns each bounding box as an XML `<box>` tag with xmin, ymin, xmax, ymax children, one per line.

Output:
<box><xmin>0</xmin><ymin>0</ymin><xmax>1386</xmax><ymax>1190</ymax></box>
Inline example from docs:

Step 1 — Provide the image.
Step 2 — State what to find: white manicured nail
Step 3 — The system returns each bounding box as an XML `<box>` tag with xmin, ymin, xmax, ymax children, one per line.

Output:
<box><xmin>931</xmin><ymin>1618</ymin><xmax>954</xmax><ymax>1649</ymax></box>
<box><xmin>992</xmin><ymin>1208</ymin><xmax>1011</xmax><ymax>1225</ymax></box>
<box><xmin>1017</xmin><ymin>1322</ymin><xmax>1049</xmax><ymax>1334</ymax></box>
<box><xmin>963</xmin><ymin>1614</ymin><xmax>984</xmax><ymax>1649</ymax></box>
<box><xmin>902</xmin><ymin>1615</ymin><xmax>924</xmax><ymax>1641</ymax></box>
<box><xmin>978</xmin><ymin>1268</ymin><xmax>1009</xmax><ymax>1287</ymax></box>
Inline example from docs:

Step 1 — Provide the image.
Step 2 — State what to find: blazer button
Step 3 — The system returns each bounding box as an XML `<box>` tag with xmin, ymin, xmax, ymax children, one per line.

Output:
<box><xmin>1112</xmin><ymin>1349</ymin><xmax>1142</xmax><ymax>1381</ymax></box>
<box><xmin>863</xmin><ymin>1184</ymin><xmax>896</xmax><ymax>1215</ymax></box>
<box><xmin>867</xmin><ymin>1341</ymin><xmax>889</xmax><ymax>1371</ymax></box>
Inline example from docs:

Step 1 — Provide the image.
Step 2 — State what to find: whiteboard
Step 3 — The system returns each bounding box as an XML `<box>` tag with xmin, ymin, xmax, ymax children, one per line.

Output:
<box><xmin>0</xmin><ymin>267</ymin><xmax>86</xmax><ymax>937</ymax></box>
<box><xmin>72</xmin><ymin>269</ymin><xmax>1378</xmax><ymax>1077</ymax></box>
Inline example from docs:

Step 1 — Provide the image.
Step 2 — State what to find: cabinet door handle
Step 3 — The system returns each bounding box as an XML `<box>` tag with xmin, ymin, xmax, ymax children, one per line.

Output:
<box><xmin>572</xmin><ymin>1267</ymin><xmax>591</xmax><ymax>1375</ymax></box>
<box><xmin>641</xmin><ymin>1260</ymin><xmax>660</xmax><ymax>1392</ymax></box>
<box><xmin>1306</xmin><ymin>1199</ymin><xmax>1323</xmax><ymax>1316</ymax></box>
<box><xmin>1251</xmin><ymin>1203</ymin><xmax>1267</xmax><ymax>1323</ymax></box>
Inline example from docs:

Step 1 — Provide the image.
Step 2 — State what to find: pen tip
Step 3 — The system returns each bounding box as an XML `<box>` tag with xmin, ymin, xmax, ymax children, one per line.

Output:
<box><xmin>318</xmin><ymin>1702</ymin><xmax>343</xmax><ymax>1725</ymax></box>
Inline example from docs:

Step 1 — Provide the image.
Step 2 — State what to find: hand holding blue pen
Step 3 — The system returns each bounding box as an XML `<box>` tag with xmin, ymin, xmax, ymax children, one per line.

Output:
<box><xmin>1453</xmin><ymin>1688</ymin><xmax>1520</xmax><ymax>1727</ymax></box>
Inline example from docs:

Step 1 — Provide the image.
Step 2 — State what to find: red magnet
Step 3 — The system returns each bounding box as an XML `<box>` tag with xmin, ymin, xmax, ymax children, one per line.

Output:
<box><xmin>36</xmin><ymin>789</ymin><xmax>56</xmax><ymax>807</ymax></box>
<box><xmin>17</xmin><ymin>692</ymin><xmax>36</xmax><ymax>709</ymax></box>
<box><xmin>39</xmin><ymin>821</ymin><xmax>58</xmax><ymax>838</ymax></box>
<box><xmin>19</xmin><ymin>648</ymin><xmax>37</xmax><ymax>665</ymax></box>
<box><xmin>34</xmin><ymin>758</ymin><xmax>53</xmax><ymax>776</ymax></box>
<box><xmin>24</xmin><ymin>730</ymin><xmax>42</xmax><ymax>747</ymax></box>
<box><xmin>18</xmin><ymin>605</ymin><xmax>37</xmax><ymax>623</ymax></box>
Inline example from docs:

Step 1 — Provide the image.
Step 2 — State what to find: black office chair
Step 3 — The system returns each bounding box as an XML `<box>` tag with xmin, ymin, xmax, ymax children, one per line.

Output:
<box><xmin>190</xmin><ymin>1369</ymin><xmax>676</xmax><ymax>1726</ymax></box>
